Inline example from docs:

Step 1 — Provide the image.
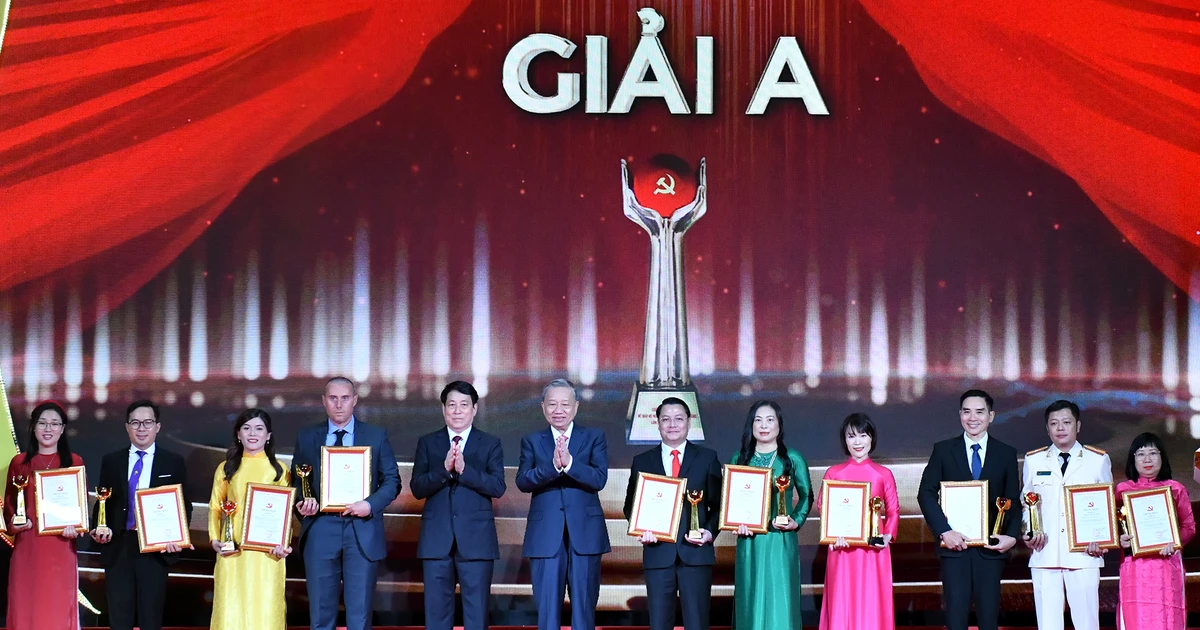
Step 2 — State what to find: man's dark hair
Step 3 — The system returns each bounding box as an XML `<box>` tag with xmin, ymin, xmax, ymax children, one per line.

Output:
<box><xmin>1044</xmin><ymin>399</ymin><xmax>1081</xmax><ymax>424</ymax></box>
<box><xmin>440</xmin><ymin>381</ymin><xmax>479</xmax><ymax>405</ymax></box>
<box><xmin>959</xmin><ymin>389</ymin><xmax>994</xmax><ymax>412</ymax></box>
<box><xmin>126</xmin><ymin>399</ymin><xmax>160</xmax><ymax>422</ymax></box>
<box><xmin>656</xmin><ymin>397</ymin><xmax>691</xmax><ymax>419</ymax></box>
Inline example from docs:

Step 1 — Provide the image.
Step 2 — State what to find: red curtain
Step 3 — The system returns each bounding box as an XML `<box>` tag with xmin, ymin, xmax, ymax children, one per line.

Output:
<box><xmin>0</xmin><ymin>0</ymin><xmax>470</xmax><ymax>299</ymax></box>
<box><xmin>858</xmin><ymin>0</ymin><xmax>1200</xmax><ymax>294</ymax></box>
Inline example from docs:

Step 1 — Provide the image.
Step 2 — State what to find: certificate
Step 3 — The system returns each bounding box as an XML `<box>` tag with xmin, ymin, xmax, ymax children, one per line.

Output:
<box><xmin>320</xmin><ymin>446</ymin><xmax>372</xmax><ymax>512</ymax></box>
<box><xmin>34</xmin><ymin>466</ymin><xmax>88</xmax><ymax>536</ymax></box>
<box><xmin>1064</xmin><ymin>483</ymin><xmax>1118</xmax><ymax>551</ymax></box>
<box><xmin>134</xmin><ymin>484</ymin><xmax>191</xmax><ymax>552</ymax></box>
<box><xmin>1123</xmin><ymin>485</ymin><xmax>1182</xmax><ymax>557</ymax></box>
<box><xmin>241</xmin><ymin>483</ymin><xmax>297</xmax><ymax>553</ymax></box>
<box><xmin>819</xmin><ymin>480</ymin><xmax>871</xmax><ymax>545</ymax></box>
<box><xmin>718</xmin><ymin>465</ymin><xmax>771</xmax><ymax>534</ymax></box>
<box><xmin>626</xmin><ymin>473</ymin><xmax>686</xmax><ymax>542</ymax></box>
<box><xmin>940</xmin><ymin>480</ymin><xmax>988</xmax><ymax>546</ymax></box>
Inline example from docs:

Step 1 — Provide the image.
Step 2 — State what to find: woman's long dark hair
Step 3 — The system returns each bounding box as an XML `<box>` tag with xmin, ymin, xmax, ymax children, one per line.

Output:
<box><xmin>23</xmin><ymin>400</ymin><xmax>72</xmax><ymax>467</ymax></box>
<box><xmin>735</xmin><ymin>400</ymin><xmax>795</xmax><ymax>479</ymax></box>
<box><xmin>223</xmin><ymin>408</ymin><xmax>284</xmax><ymax>482</ymax></box>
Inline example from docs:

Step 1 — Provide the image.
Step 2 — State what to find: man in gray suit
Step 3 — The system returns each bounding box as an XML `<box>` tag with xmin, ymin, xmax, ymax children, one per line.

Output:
<box><xmin>293</xmin><ymin>376</ymin><xmax>401</xmax><ymax>630</ymax></box>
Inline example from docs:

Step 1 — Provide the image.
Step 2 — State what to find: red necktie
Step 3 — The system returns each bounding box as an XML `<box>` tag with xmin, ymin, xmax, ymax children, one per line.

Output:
<box><xmin>671</xmin><ymin>450</ymin><xmax>681</xmax><ymax>477</ymax></box>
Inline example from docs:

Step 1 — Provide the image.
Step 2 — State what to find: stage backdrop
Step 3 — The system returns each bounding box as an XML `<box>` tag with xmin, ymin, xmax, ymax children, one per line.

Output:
<box><xmin>1</xmin><ymin>0</ymin><xmax>1199</xmax><ymax>625</ymax></box>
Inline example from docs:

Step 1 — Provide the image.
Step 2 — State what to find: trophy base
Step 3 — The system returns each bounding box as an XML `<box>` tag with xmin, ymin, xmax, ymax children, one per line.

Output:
<box><xmin>218</xmin><ymin>541</ymin><xmax>237</xmax><ymax>553</ymax></box>
<box><xmin>627</xmin><ymin>384</ymin><xmax>704</xmax><ymax>443</ymax></box>
<box><xmin>687</xmin><ymin>530</ymin><xmax>703</xmax><ymax>542</ymax></box>
<box><xmin>772</xmin><ymin>516</ymin><xmax>791</xmax><ymax>529</ymax></box>
<box><xmin>10</xmin><ymin>516</ymin><xmax>26</xmax><ymax>527</ymax></box>
<box><xmin>988</xmin><ymin>536</ymin><xmax>1000</xmax><ymax>546</ymax></box>
<box><xmin>95</xmin><ymin>525</ymin><xmax>112</xmax><ymax>536</ymax></box>
<box><xmin>868</xmin><ymin>536</ymin><xmax>885</xmax><ymax>547</ymax></box>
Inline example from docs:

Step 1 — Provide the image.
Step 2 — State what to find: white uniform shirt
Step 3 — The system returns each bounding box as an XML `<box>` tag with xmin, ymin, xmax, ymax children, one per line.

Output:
<box><xmin>1021</xmin><ymin>442</ymin><xmax>1113</xmax><ymax>569</ymax></box>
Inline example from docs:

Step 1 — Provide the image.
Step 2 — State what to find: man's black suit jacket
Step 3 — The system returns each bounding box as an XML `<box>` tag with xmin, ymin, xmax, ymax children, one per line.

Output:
<box><xmin>917</xmin><ymin>434</ymin><xmax>1021</xmax><ymax>559</ymax></box>
<box><xmin>91</xmin><ymin>446</ymin><xmax>193</xmax><ymax>566</ymax></box>
<box><xmin>622</xmin><ymin>442</ymin><xmax>722</xmax><ymax>569</ymax></box>
<box><xmin>410</xmin><ymin>427</ymin><xmax>506</xmax><ymax>560</ymax></box>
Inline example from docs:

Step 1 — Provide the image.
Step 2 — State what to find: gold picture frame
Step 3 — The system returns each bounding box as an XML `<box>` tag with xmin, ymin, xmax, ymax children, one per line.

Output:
<box><xmin>939</xmin><ymin>480</ymin><xmax>988</xmax><ymax>547</ymax></box>
<box><xmin>1123</xmin><ymin>485</ymin><xmax>1182</xmax><ymax>558</ymax></box>
<box><xmin>1063</xmin><ymin>483</ymin><xmax>1118</xmax><ymax>551</ymax></box>
<box><xmin>818</xmin><ymin>479</ymin><xmax>871</xmax><ymax>545</ymax></box>
<box><xmin>718</xmin><ymin>464</ymin><xmax>772</xmax><ymax>534</ymax></box>
<box><xmin>33</xmin><ymin>466</ymin><xmax>88</xmax><ymax>536</ymax></box>
<box><xmin>626</xmin><ymin>473</ymin><xmax>686</xmax><ymax>542</ymax></box>
<box><xmin>134</xmin><ymin>484</ymin><xmax>191</xmax><ymax>553</ymax></box>
<box><xmin>320</xmin><ymin>446</ymin><xmax>372</xmax><ymax>513</ymax></box>
<box><xmin>240</xmin><ymin>483</ymin><xmax>297</xmax><ymax>553</ymax></box>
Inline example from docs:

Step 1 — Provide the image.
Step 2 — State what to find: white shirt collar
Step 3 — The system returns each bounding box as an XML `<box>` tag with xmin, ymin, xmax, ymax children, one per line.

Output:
<box><xmin>661</xmin><ymin>440</ymin><xmax>687</xmax><ymax>458</ymax></box>
<box><xmin>964</xmin><ymin>432</ymin><xmax>989</xmax><ymax>450</ymax></box>
<box><xmin>448</xmin><ymin>425</ymin><xmax>473</xmax><ymax>443</ymax></box>
<box><xmin>552</xmin><ymin>422</ymin><xmax>574</xmax><ymax>440</ymax></box>
<box><xmin>129</xmin><ymin>443</ymin><xmax>157</xmax><ymax>456</ymax></box>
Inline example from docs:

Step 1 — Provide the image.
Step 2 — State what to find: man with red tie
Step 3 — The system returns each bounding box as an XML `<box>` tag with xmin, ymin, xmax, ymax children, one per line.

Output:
<box><xmin>623</xmin><ymin>398</ymin><xmax>722</xmax><ymax>630</ymax></box>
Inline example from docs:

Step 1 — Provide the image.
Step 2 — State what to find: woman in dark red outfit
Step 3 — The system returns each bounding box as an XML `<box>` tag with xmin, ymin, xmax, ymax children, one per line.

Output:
<box><xmin>5</xmin><ymin>400</ymin><xmax>84</xmax><ymax>630</ymax></box>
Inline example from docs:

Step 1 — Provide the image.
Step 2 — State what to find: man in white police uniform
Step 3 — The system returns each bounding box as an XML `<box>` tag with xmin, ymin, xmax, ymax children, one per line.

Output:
<box><xmin>1022</xmin><ymin>399</ymin><xmax>1112</xmax><ymax>630</ymax></box>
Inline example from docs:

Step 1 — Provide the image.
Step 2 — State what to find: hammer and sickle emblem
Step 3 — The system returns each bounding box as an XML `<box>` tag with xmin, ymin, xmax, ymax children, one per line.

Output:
<box><xmin>653</xmin><ymin>174</ymin><xmax>676</xmax><ymax>195</ymax></box>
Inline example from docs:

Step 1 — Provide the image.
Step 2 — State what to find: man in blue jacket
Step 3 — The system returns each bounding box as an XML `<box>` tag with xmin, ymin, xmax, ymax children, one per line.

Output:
<box><xmin>411</xmin><ymin>381</ymin><xmax>507</xmax><ymax>630</ymax></box>
<box><xmin>517</xmin><ymin>378</ymin><xmax>611</xmax><ymax>630</ymax></box>
<box><xmin>292</xmin><ymin>376</ymin><xmax>401</xmax><ymax>630</ymax></box>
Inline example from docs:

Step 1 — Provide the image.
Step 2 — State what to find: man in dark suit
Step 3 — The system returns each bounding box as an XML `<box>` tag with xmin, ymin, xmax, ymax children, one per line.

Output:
<box><xmin>411</xmin><ymin>380</ymin><xmax>507</xmax><ymax>630</ymax></box>
<box><xmin>622</xmin><ymin>397</ymin><xmax>721</xmax><ymax>630</ymax></box>
<box><xmin>292</xmin><ymin>376</ymin><xmax>401</xmax><ymax>630</ymax></box>
<box><xmin>517</xmin><ymin>378</ymin><xmax>611</xmax><ymax>630</ymax></box>
<box><xmin>88</xmin><ymin>400</ymin><xmax>193</xmax><ymax>630</ymax></box>
<box><xmin>918</xmin><ymin>389</ymin><xmax>1021</xmax><ymax>630</ymax></box>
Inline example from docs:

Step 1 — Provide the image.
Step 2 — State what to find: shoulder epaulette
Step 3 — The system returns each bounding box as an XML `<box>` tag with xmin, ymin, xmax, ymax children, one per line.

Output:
<box><xmin>1026</xmin><ymin>446</ymin><xmax>1049</xmax><ymax>456</ymax></box>
<box><xmin>1083</xmin><ymin>444</ymin><xmax>1106</xmax><ymax>456</ymax></box>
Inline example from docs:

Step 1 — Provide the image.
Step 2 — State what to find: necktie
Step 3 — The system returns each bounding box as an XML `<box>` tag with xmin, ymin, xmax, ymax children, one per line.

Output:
<box><xmin>334</xmin><ymin>429</ymin><xmax>347</xmax><ymax>446</ymax></box>
<box><xmin>451</xmin><ymin>436</ymin><xmax>463</xmax><ymax>479</ymax></box>
<box><xmin>1059</xmin><ymin>452</ymin><xmax>1070</xmax><ymax>475</ymax></box>
<box><xmin>126</xmin><ymin>450</ymin><xmax>147</xmax><ymax>529</ymax></box>
<box><xmin>671</xmin><ymin>450</ymin><xmax>681</xmax><ymax>477</ymax></box>
<box><xmin>970</xmin><ymin>444</ymin><xmax>982</xmax><ymax>480</ymax></box>
<box><xmin>452</xmin><ymin>435</ymin><xmax>462</xmax><ymax>447</ymax></box>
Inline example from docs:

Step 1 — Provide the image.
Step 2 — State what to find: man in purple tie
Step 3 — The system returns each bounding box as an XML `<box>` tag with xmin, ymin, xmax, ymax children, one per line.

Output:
<box><xmin>89</xmin><ymin>400</ymin><xmax>193</xmax><ymax>630</ymax></box>
<box><xmin>410</xmin><ymin>381</ymin><xmax>506</xmax><ymax>630</ymax></box>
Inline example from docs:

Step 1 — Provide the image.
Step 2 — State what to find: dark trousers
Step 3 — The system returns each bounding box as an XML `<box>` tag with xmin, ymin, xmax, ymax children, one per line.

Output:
<box><xmin>644</xmin><ymin>559</ymin><xmax>713</xmax><ymax>630</ymax></box>
<box><xmin>423</xmin><ymin>541</ymin><xmax>494</xmax><ymax>630</ymax></box>
<box><xmin>106</xmin><ymin>532</ymin><xmax>169</xmax><ymax>630</ymax></box>
<box><xmin>529</xmin><ymin>528</ymin><xmax>602</xmax><ymax>630</ymax></box>
<box><xmin>304</xmin><ymin>516</ymin><xmax>379</xmax><ymax>630</ymax></box>
<box><xmin>940</xmin><ymin>548</ymin><xmax>1005</xmax><ymax>630</ymax></box>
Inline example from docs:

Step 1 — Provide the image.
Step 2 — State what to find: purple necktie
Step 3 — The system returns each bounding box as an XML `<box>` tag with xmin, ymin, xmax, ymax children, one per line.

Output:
<box><xmin>126</xmin><ymin>450</ymin><xmax>147</xmax><ymax>529</ymax></box>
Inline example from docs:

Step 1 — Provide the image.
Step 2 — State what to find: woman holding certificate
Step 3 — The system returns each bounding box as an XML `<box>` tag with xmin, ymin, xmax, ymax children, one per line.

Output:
<box><xmin>730</xmin><ymin>400</ymin><xmax>812</xmax><ymax>630</ymax></box>
<box><xmin>208</xmin><ymin>409</ymin><xmax>293</xmax><ymax>629</ymax></box>
<box><xmin>816</xmin><ymin>413</ymin><xmax>898</xmax><ymax>630</ymax></box>
<box><xmin>4</xmin><ymin>400</ymin><xmax>84</xmax><ymax>630</ymax></box>
<box><xmin>1115</xmin><ymin>432</ymin><xmax>1195</xmax><ymax>630</ymax></box>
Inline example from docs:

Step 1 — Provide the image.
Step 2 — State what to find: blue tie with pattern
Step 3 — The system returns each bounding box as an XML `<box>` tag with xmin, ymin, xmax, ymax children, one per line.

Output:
<box><xmin>971</xmin><ymin>444</ymin><xmax>982</xmax><ymax>480</ymax></box>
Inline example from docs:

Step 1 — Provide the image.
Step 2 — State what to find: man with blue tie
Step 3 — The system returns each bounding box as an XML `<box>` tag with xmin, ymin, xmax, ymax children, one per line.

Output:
<box><xmin>411</xmin><ymin>381</ymin><xmax>506</xmax><ymax>630</ymax></box>
<box><xmin>917</xmin><ymin>389</ymin><xmax>1021</xmax><ymax>630</ymax></box>
<box><xmin>292</xmin><ymin>376</ymin><xmax>401</xmax><ymax>630</ymax></box>
<box><xmin>517</xmin><ymin>378</ymin><xmax>611</xmax><ymax>630</ymax></box>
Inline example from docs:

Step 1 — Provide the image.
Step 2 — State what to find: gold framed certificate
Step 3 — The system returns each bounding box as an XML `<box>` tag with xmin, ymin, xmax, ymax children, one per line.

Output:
<box><xmin>1063</xmin><ymin>483</ymin><xmax>1118</xmax><ymax>551</ymax></box>
<box><xmin>240</xmin><ymin>483</ymin><xmax>297</xmax><ymax>553</ymax></box>
<box><xmin>1123</xmin><ymin>485</ymin><xmax>1182</xmax><ymax>557</ymax></box>
<box><xmin>818</xmin><ymin>479</ymin><xmax>871</xmax><ymax>545</ymax></box>
<box><xmin>940</xmin><ymin>480</ymin><xmax>988</xmax><ymax>546</ymax></box>
<box><xmin>626</xmin><ymin>473</ymin><xmax>686</xmax><ymax>542</ymax></box>
<box><xmin>34</xmin><ymin>466</ymin><xmax>88</xmax><ymax>536</ymax></box>
<box><xmin>718</xmin><ymin>465</ymin><xmax>771</xmax><ymax>534</ymax></box>
<box><xmin>320</xmin><ymin>446</ymin><xmax>372</xmax><ymax>513</ymax></box>
<box><xmin>134</xmin><ymin>484</ymin><xmax>191</xmax><ymax>552</ymax></box>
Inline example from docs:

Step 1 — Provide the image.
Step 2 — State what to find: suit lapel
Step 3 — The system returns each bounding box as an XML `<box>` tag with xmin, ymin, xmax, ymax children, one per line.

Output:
<box><xmin>648</xmin><ymin>449</ymin><xmax>667</xmax><ymax>476</ymax></box>
<box><xmin>541</xmin><ymin>427</ymin><xmax>557</xmax><ymax>463</ymax></box>
<box><xmin>567</xmin><ymin>425</ymin><xmax>583</xmax><ymax>458</ymax></box>
<box><xmin>676</xmin><ymin>442</ymin><xmax>696</xmax><ymax>479</ymax></box>
<box><xmin>953</xmin><ymin>436</ymin><xmax>972</xmax><ymax>479</ymax></box>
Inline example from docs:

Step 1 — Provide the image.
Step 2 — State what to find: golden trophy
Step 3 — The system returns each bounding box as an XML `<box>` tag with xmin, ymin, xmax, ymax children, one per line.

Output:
<box><xmin>296</xmin><ymin>464</ymin><xmax>314</xmax><ymax>500</ymax></box>
<box><xmin>772</xmin><ymin>475</ymin><xmax>792</xmax><ymax>529</ymax></box>
<box><xmin>1022</xmin><ymin>491</ymin><xmax>1042</xmax><ymax>539</ymax></box>
<box><xmin>1117</xmin><ymin>505</ymin><xmax>1132</xmax><ymax>538</ymax></box>
<box><xmin>218</xmin><ymin>499</ymin><xmax>237</xmax><ymax>553</ymax></box>
<box><xmin>95</xmin><ymin>487</ymin><xmax>113</xmax><ymax>535</ymax></box>
<box><xmin>685</xmin><ymin>490</ymin><xmax>704</xmax><ymax>541</ymax></box>
<box><xmin>990</xmin><ymin>497</ymin><xmax>1012</xmax><ymax>545</ymax></box>
<box><xmin>868</xmin><ymin>496</ymin><xmax>886</xmax><ymax>546</ymax></box>
<box><xmin>11</xmin><ymin>475</ymin><xmax>28</xmax><ymax>527</ymax></box>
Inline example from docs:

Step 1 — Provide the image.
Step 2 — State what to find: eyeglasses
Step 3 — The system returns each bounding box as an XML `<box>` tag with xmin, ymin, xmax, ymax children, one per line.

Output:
<box><xmin>1134</xmin><ymin>449</ymin><xmax>1161</xmax><ymax>460</ymax></box>
<box><xmin>127</xmin><ymin>420</ymin><xmax>159</xmax><ymax>430</ymax></box>
<box><xmin>35</xmin><ymin>421</ymin><xmax>64</xmax><ymax>430</ymax></box>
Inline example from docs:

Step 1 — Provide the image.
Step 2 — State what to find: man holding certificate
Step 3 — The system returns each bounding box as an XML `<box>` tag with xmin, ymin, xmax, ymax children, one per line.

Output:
<box><xmin>1021</xmin><ymin>400</ymin><xmax>1112</xmax><ymax>630</ymax></box>
<box><xmin>411</xmin><ymin>381</ymin><xmax>507</xmax><ymax>630</ymax></box>
<box><xmin>291</xmin><ymin>377</ymin><xmax>401</xmax><ymax>630</ymax></box>
<box><xmin>88</xmin><ymin>400</ymin><xmax>192</xmax><ymax>630</ymax></box>
<box><xmin>517</xmin><ymin>378</ymin><xmax>611</xmax><ymax>630</ymax></box>
<box><xmin>917</xmin><ymin>389</ymin><xmax>1021</xmax><ymax>630</ymax></box>
<box><xmin>622</xmin><ymin>398</ymin><xmax>722</xmax><ymax>630</ymax></box>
